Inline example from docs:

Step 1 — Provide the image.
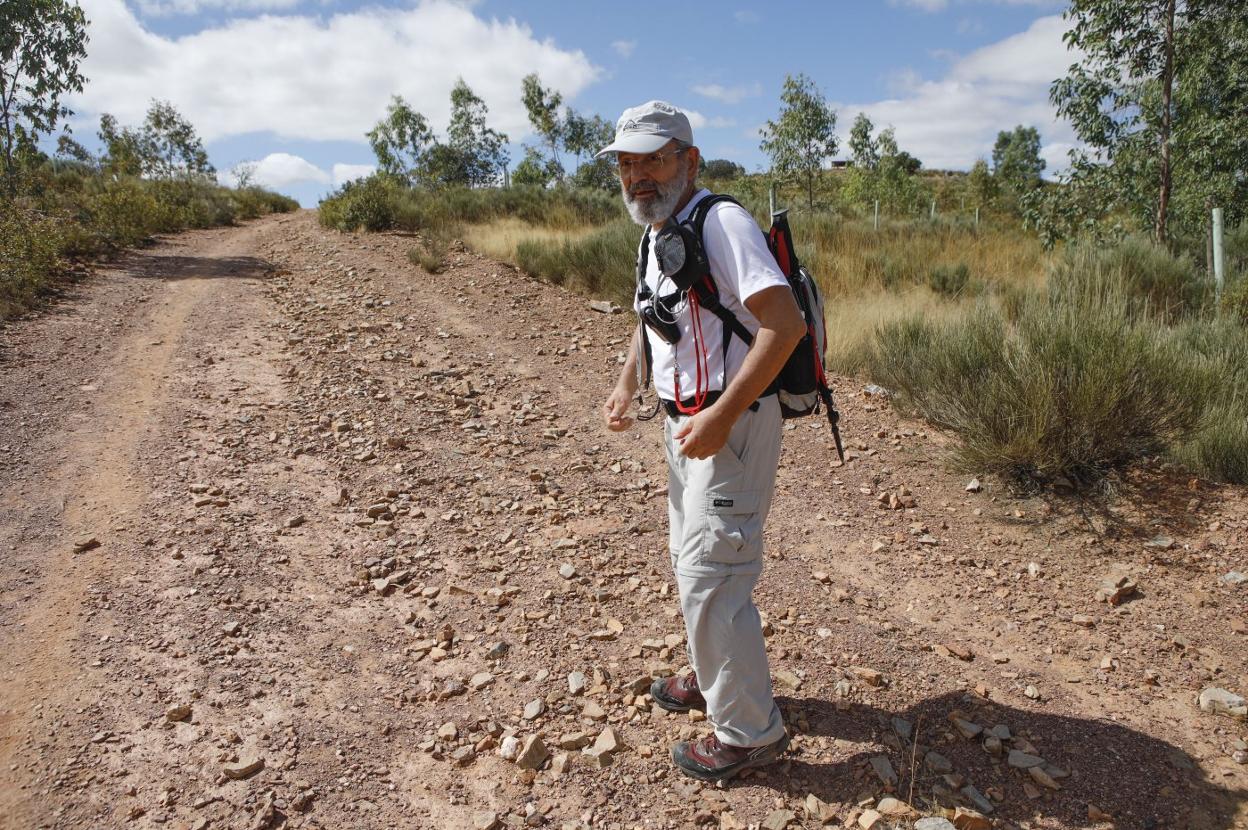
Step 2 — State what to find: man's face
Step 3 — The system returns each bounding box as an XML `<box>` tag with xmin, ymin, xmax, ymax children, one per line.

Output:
<box><xmin>618</xmin><ymin>140</ymin><xmax>698</xmax><ymax>226</ymax></box>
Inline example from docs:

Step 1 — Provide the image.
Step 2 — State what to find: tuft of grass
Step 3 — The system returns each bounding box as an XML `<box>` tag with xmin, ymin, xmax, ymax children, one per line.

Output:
<box><xmin>1049</xmin><ymin>237</ymin><xmax>1210</xmax><ymax>320</ymax></box>
<box><xmin>459</xmin><ymin>219</ymin><xmax>595</xmax><ymax>264</ymax></box>
<box><xmin>864</xmin><ymin>282</ymin><xmax>1211</xmax><ymax>487</ymax></box>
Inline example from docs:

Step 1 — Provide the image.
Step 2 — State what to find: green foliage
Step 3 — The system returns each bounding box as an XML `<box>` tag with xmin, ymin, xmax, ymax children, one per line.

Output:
<box><xmin>98</xmin><ymin>101</ymin><xmax>214</xmax><ymax>180</ymax></box>
<box><xmin>0</xmin><ymin>0</ymin><xmax>88</xmax><ymax>196</ymax></box>
<box><xmin>840</xmin><ymin>127</ymin><xmax>926</xmax><ymax>215</ymax></box>
<box><xmin>318</xmin><ymin>177</ymin><xmax>621</xmax><ymax>234</ymax></box>
<box><xmin>446</xmin><ymin>79</ymin><xmax>508</xmax><ymax>186</ymax></box>
<box><xmin>569</xmin><ymin>158</ymin><xmax>616</xmax><ymax>192</ymax></box>
<box><xmin>366</xmin><ymin>84</ymin><xmax>507</xmax><ymax>189</ymax></box>
<box><xmin>512</xmin><ymin>146</ymin><xmax>561</xmax><ymax>188</ymax></box>
<box><xmin>702</xmin><ymin>158</ymin><xmax>745</xmax><ymax>180</ymax></box>
<box><xmin>521</xmin><ymin>73</ymin><xmax>565</xmax><ymax>180</ymax></box>
<box><xmin>848</xmin><ymin>114</ymin><xmax>878</xmax><ymax>169</ymax></box>
<box><xmin>966</xmin><ymin>159</ymin><xmax>999</xmax><ymax>209</ymax></box>
<box><xmin>992</xmin><ymin>125</ymin><xmax>1045</xmax><ymax>197</ymax></box>
<box><xmin>1049</xmin><ymin>0</ymin><xmax>1247</xmax><ymax>244</ymax></box>
<box><xmin>1</xmin><ymin>166</ymin><xmax>295</xmax><ymax>318</ymax></box>
<box><xmin>759</xmin><ymin>73</ymin><xmax>838</xmax><ymax>209</ymax></box>
<box><xmin>0</xmin><ymin>205</ymin><xmax>63</xmax><ymax>315</ymax></box>
<box><xmin>366</xmin><ymin>95</ymin><xmax>434</xmax><ymax>183</ymax></box>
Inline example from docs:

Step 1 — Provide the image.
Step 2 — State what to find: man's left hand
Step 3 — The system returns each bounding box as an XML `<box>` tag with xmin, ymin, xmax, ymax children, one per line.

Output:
<box><xmin>673</xmin><ymin>406</ymin><xmax>735</xmax><ymax>460</ymax></box>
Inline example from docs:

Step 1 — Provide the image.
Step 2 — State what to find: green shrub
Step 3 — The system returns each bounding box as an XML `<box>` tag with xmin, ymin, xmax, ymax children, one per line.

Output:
<box><xmin>318</xmin><ymin>178</ymin><xmax>623</xmax><ymax>235</ymax></box>
<box><xmin>927</xmin><ymin>262</ymin><xmax>970</xmax><ymax>297</ymax></box>
<box><xmin>407</xmin><ymin>225</ymin><xmax>458</xmax><ymax>274</ymax></box>
<box><xmin>1049</xmin><ymin>237</ymin><xmax>1210</xmax><ymax>320</ymax></box>
<box><xmin>0</xmin><ymin>206</ymin><xmax>65</xmax><ymax>317</ymax></box>
<box><xmin>866</xmin><ymin>284</ymin><xmax>1208</xmax><ymax>486</ymax></box>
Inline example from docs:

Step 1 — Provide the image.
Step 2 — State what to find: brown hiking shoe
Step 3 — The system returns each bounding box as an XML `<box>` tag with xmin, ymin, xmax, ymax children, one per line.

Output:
<box><xmin>650</xmin><ymin>673</ymin><xmax>705</xmax><ymax>713</ymax></box>
<box><xmin>671</xmin><ymin>732</ymin><xmax>790</xmax><ymax>781</ymax></box>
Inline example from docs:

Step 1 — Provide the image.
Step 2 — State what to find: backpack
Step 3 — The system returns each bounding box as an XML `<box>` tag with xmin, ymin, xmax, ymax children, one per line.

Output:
<box><xmin>635</xmin><ymin>194</ymin><xmax>844</xmax><ymax>460</ymax></box>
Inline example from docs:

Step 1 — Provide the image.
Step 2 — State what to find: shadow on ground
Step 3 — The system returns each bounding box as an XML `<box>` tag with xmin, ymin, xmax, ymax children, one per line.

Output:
<box><xmin>117</xmin><ymin>253</ymin><xmax>275</xmax><ymax>281</ymax></box>
<box><xmin>733</xmin><ymin>691</ymin><xmax>1247</xmax><ymax>830</ymax></box>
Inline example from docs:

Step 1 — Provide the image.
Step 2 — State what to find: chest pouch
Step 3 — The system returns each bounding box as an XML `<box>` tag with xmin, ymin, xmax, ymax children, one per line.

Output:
<box><xmin>653</xmin><ymin>218</ymin><xmax>710</xmax><ymax>292</ymax></box>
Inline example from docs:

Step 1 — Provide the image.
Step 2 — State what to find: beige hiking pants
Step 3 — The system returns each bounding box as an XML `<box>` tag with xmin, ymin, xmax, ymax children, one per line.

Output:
<box><xmin>663</xmin><ymin>395</ymin><xmax>786</xmax><ymax>748</ymax></box>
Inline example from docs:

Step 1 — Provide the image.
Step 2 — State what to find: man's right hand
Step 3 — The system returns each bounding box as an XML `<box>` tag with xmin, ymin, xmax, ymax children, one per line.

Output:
<box><xmin>602</xmin><ymin>385</ymin><xmax>635</xmax><ymax>432</ymax></box>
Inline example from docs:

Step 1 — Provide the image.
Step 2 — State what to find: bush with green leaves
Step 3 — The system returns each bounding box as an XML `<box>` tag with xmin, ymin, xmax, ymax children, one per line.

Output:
<box><xmin>0</xmin><ymin>206</ymin><xmax>64</xmax><ymax>316</ymax></box>
<box><xmin>318</xmin><ymin>177</ymin><xmax>621</xmax><ymax>234</ymax></box>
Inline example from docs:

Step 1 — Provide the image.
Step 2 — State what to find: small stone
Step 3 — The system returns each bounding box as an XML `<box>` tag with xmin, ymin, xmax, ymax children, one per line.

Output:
<box><xmin>1198</xmin><ymin>688</ymin><xmax>1246</xmax><ymax>719</ymax></box>
<box><xmin>869</xmin><ymin>755</ymin><xmax>898</xmax><ymax>789</ymax></box>
<box><xmin>558</xmin><ymin>732</ymin><xmax>590</xmax><ymax>750</ymax></box>
<box><xmin>857</xmin><ymin>809</ymin><xmax>883</xmax><ymax>830</ymax></box>
<box><xmin>498</xmin><ymin>736</ymin><xmax>520</xmax><ymax>760</ymax></box>
<box><xmin>165</xmin><ymin>704</ymin><xmax>192</xmax><ymax>723</ymax></box>
<box><xmin>523</xmin><ymin>699</ymin><xmax>545</xmax><ymax>720</ymax></box>
<box><xmin>891</xmin><ymin>717</ymin><xmax>913</xmax><ymax>742</ymax></box>
<box><xmin>812</xmin><ymin>570</ymin><xmax>832</xmax><ymax>583</ymax></box>
<box><xmin>559</xmin><ymin>563</ymin><xmax>576</xmax><ymax>579</ymax></box>
<box><xmin>1024</xmin><ymin>685</ymin><xmax>1041</xmax><ymax>700</ymax></box>
<box><xmin>951</xmin><ymin>717</ymin><xmax>982</xmax><ymax>739</ymax></box>
<box><xmin>1221</xmin><ymin>571</ymin><xmax>1247</xmax><ymax>586</ymax></box>
<box><xmin>222</xmin><ymin>621</ymin><xmax>242</xmax><ymax>637</ymax></box>
<box><xmin>450</xmin><ymin>745</ymin><xmax>476</xmax><ymax>766</ymax></box>
<box><xmin>953</xmin><ymin>807</ymin><xmax>991</xmax><ymax>829</ymax></box>
<box><xmin>473</xmin><ymin>812</ymin><xmax>500</xmax><ymax>830</ymax></box>
<box><xmin>582</xmin><ymin>701</ymin><xmax>607</xmax><ymax>721</ymax></box>
<box><xmin>584</xmin><ymin>746</ymin><xmax>613</xmax><ymax>768</ymax></box>
<box><xmin>965</xmin><ymin>478</ymin><xmax>982</xmax><ymax>493</ymax></box>
<box><xmin>485</xmin><ymin>641</ymin><xmax>510</xmax><ymax>659</ymax></box>
<box><xmin>1008</xmin><ymin>750</ymin><xmax>1045</xmax><ymax>769</ymax></box>
<box><xmin>1029</xmin><ymin>765</ymin><xmax>1061</xmax><ymax>790</ymax></box>
<box><xmin>568</xmin><ymin>671</ymin><xmax>588</xmax><ymax>696</ymax></box>
<box><xmin>469</xmin><ymin>672</ymin><xmax>494</xmax><ymax>690</ymax></box>
<box><xmin>960</xmin><ymin>787</ymin><xmax>994</xmax><ymax>816</ymax></box>
<box><xmin>942</xmin><ymin>643</ymin><xmax>974</xmax><ymax>661</ymax></box>
<box><xmin>73</xmin><ymin>537</ymin><xmax>101</xmax><ymax>554</ymax></box>
<box><xmin>223</xmin><ymin>757</ymin><xmax>265</xmax><ymax>780</ymax></box>
<box><xmin>1087</xmin><ymin>805</ymin><xmax>1113</xmax><ymax>822</ymax></box>
<box><xmin>774</xmin><ymin>669</ymin><xmax>802</xmax><ymax>691</ymax></box>
<box><xmin>915</xmin><ymin>820</ymin><xmax>956</xmax><ymax>830</ymax></box>
<box><xmin>437</xmin><ymin>721</ymin><xmax>458</xmax><ymax>741</ymax></box>
<box><xmin>804</xmin><ymin>793</ymin><xmax>837</xmax><ymax>824</ymax></box>
<box><xmin>515</xmin><ymin>735</ymin><xmax>548</xmax><ymax>770</ymax></box>
<box><xmin>983</xmin><ymin>736</ymin><xmax>1002</xmax><ymax>756</ymax></box>
<box><xmin>592</xmin><ymin>726</ymin><xmax>621</xmax><ymax>755</ymax></box>
<box><xmin>762</xmin><ymin>809</ymin><xmax>797</xmax><ymax>830</ymax></box>
<box><xmin>876</xmin><ymin>798</ymin><xmax>914</xmax><ymax>818</ymax></box>
<box><xmin>926</xmin><ymin>751</ymin><xmax>953</xmax><ymax>774</ymax></box>
<box><xmin>851</xmin><ymin>666</ymin><xmax>884</xmax><ymax>687</ymax></box>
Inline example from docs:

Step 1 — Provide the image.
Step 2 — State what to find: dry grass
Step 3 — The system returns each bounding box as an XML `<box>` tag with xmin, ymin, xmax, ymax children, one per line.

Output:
<box><xmin>459</xmin><ymin>219</ymin><xmax>597</xmax><ymax>264</ymax></box>
<box><xmin>823</xmin><ymin>287</ymin><xmax>972</xmax><ymax>376</ymax></box>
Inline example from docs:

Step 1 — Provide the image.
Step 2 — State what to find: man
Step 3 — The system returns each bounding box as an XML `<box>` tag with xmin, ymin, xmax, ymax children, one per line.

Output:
<box><xmin>597</xmin><ymin>101</ymin><xmax>806</xmax><ymax>782</ymax></box>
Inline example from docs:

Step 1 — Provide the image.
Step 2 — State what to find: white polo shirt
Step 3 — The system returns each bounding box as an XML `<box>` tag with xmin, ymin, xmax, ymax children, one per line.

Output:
<box><xmin>635</xmin><ymin>189</ymin><xmax>790</xmax><ymax>402</ymax></box>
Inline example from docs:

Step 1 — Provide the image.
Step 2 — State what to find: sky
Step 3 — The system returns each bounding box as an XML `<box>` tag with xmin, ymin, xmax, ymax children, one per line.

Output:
<box><xmin>63</xmin><ymin>0</ymin><xmax>1083</xmax><ymax>207</ymax></box>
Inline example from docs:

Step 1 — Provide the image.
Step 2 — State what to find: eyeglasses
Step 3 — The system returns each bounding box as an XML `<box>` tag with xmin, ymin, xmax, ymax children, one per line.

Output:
<box><xmin>616</xmin><ymin>147</ymin><xmax>687</xmax><ymax>178</ymax></box>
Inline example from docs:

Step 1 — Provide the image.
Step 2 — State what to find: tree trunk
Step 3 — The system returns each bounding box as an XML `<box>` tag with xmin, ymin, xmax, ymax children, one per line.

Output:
<box><xmin>1155</xmin><ymin>0</ymin><xmax>1176</xmax><ymax>246</ymax></box>
<box><xmin>806</xmin><ymin>171</ymin><xmax>814</xmax><ymax>210</ymax></box>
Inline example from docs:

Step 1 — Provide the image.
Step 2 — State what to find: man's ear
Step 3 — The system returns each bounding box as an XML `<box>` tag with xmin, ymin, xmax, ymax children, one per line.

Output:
<box><xmin>686</xmin><ymin>146</ymin><xmax>701</xmax><ymax>176</ymax></box>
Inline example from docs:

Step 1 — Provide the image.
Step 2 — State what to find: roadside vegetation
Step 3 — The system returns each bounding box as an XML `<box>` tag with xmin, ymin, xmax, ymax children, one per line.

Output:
<box><xmin>312</xmin><ymin>2</ymin><xmax>1245</xmax><ymax>490</ymax></box>
<box><xmin>1</xmin><ymin>2</ymin><xmax>297</xmax><ymax>320</ymax></box>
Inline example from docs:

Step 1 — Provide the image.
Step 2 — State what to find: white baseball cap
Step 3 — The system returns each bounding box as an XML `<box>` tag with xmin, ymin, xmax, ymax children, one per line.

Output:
<box><xmin>595</xmin><ymin>100</ymin><xmax>694</xmax><ymax>158</ymax></box>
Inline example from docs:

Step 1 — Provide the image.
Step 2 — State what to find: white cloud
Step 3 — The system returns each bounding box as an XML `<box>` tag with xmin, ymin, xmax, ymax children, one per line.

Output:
<box><xmin>682</xmin><ymin>109</ymin><xmax>737</xmax><ymax>131</ymax></box>
<box><xmin>733</xmin><ymin>10</ymin><xmax>759</xmax><ymax>24</ymax></box>
<box><xmin>71</xmin><ymin>0</ymin><xmax>601</xmax><ymax>145</ymax></box>
<box><xmin>843</xmin><ymin>14</ymin><xmax>1079</xmax><ymax>173</ymax></box>
<box><xmin>245</xmin><ymin>152</ymin><xmax>330</xmax><ymax>188</ymax></box>
<box><xmin>691</xmin><ymin>82</ymin><xmax>762</xmax><ymax>105</ymax></box>
<box><xmin>611</xmin><ymin>39</ymin><xmax>636</xmax><ymax>58</ymax></box>
<box><xmin>132</xmin><ymin>0</ymin><xmax>303</xmax><ymax>17</ymax></box>
<box><xmin>332</xmin><ymin>163</ymin><xmax>375</xmax><ymax>187</ymax></box>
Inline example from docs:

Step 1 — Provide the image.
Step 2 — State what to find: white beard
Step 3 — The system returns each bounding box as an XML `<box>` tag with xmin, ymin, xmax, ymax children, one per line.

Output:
<box><xmin>623</xmin><ymin>165</ymin><xmax>691</xmax><ymax>226</ymax></box>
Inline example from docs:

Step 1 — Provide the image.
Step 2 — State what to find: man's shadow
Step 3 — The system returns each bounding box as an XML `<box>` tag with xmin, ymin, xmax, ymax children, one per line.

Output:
<box><xmin>732</xmin><ymin>691</ymin><xmax>1246</xmax><ymax>830</ymax></box>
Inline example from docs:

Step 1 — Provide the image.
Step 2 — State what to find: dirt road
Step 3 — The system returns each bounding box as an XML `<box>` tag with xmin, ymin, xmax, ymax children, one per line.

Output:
<box><xmin>1</xmin><ymin>211</ymin><xmax>1245</xmax><ymax>830</ymax></box>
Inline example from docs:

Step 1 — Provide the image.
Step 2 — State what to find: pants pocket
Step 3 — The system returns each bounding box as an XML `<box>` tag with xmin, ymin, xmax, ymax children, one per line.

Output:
<box><xmin>702</xmin><ymin>488</ymin><xmax>762</xmax><ymax>565</ymax></box>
